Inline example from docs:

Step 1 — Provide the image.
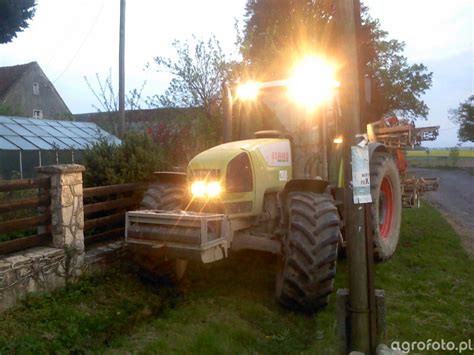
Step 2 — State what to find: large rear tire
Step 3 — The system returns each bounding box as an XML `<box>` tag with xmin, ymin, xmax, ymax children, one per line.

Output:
<box><xmin>275</xmin><ymin>192</ymin><xmax>340</xmax><ymax>312</ymax></box>
<box><xmin>370</xmin><ymin>152</ymin><xmax>402</xmax><ymax>260</ymax></box>
<box><xmin>133</xmin><ymin>182</ymin><xmax>187</xmax><ymax>282</ymax></box>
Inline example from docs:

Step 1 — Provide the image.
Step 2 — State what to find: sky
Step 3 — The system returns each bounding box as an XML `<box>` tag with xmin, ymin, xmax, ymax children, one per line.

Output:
<box><xmin>0</xmin><ymin>0</ymin><xmax>472</xmax><ymax>147</ymax></box>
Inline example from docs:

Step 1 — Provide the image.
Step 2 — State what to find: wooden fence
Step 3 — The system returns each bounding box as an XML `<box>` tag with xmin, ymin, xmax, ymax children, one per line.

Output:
<box><xmin>83</xmin><ymin>182</ymin><xmax>145</xmax><ymax>246</ymax></box>
<box><xmin>0</xmin><ymin>178</ymin><xmax>52</xmax><ymax>255</ymax></box>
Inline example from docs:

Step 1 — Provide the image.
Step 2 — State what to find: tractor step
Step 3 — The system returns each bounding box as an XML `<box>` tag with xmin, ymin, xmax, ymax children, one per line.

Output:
<box><xmin>125</xmin><ymin>210</ymin><xmax>231</xmax><ymax>263</ymax></box>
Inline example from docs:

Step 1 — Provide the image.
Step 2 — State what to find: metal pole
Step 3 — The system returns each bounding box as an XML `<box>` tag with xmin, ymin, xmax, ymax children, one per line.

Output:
<box><xmin>19</xmin><ymin>151</ymin><xmax>23</xmax><ymax>179</ymax></box>
<box><xmin>38</xmin><ymin>150</ymin><xmax>42</xmax><ymax>166</ymax></box>
<box><xmin>222</xmin><ymin>82</ymin><xmax>233</xmax><ymax>143</ymax></box>
<box><xmin>334</xmin><ymin>0</ymin><xmax>371</xmax><ymax>352</ymax></box>
<box><xmin>118</xmin><ymin>0</ymin><xmax>126</xmax><ymax>136</ymax></box>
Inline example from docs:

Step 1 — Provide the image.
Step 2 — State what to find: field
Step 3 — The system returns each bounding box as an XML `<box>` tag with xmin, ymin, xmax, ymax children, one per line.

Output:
<box><xmin>0</xmin><ymin>202</ymin><xmax>473</xmax><ymax>353</ymax></box>
<box><xmin>406</xmin><ymin>149</ymin><xmax>474</xmax><ymax>157</ymax></box>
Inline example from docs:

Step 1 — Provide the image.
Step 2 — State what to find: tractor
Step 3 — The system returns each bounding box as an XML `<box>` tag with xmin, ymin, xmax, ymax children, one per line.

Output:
<box><xmin>125</xmin><ymin>57</ymin><xmax>439</xmax><ymax>312</ymax></box>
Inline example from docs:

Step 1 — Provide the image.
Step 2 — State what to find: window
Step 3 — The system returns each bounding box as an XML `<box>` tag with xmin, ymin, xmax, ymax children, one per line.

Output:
<box><xmin>33</xmin><ymin>82</ymin><xmax>40</xmax><ymax>95</ymax></box>
<box><xmin>32</xmin><ymin>109</ymin><xmax>43</xmax><ymax>119</ymax></box>
<box><xmin>226</xmin><ymin>152</ymin><xmax>253</xmax><ymax>192</ymax></box>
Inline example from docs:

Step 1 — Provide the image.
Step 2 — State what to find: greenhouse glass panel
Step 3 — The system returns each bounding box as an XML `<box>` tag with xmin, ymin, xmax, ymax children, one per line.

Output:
<box><xmin>40</xmin><ymin>136</ymin><xmax>71</xmax><ymax>149</ymax></box>
<box><xmin>0</xmin><ymin>137</ymin><xmax>19</xmax><ymax>149</ymax></box>
<box><xmin>59</xmin><ymin>137</ymin><xmax>84</xmax><ymax>149</ymax></box>
<box><xmin>22</xmin><ymin>124</ymin><xmax>50</xmax><ymax>136</ymax></box>
<box><xmin>3</xmin><ymin>123</ymin><xmax>34</xmax><ymax>136</ymax></box>
<box><xmin>24</xmin><ymin>136</ymin><xmax>54</xmax><ymax>149</ymax></box>
<box><xmin>4</xmin><ymin>136</ymin><xmax>38</xmax><ymax>150</ymax></box>
<box><xmin>0</xmin><ymin>124</ymin><xmax>16</xmax><ymax>135</ymax></box>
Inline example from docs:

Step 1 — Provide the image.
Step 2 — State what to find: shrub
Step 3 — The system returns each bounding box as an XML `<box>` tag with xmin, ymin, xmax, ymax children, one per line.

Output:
<box><xmin>82</xmin><ymin>132</ymin><xmax>168</xmax><ymax>187</ymax></box>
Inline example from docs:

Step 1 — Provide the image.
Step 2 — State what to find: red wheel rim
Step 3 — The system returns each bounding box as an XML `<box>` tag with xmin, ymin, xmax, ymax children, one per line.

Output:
<box><xmin>379</xmin><ymin>176</ymin><xmax>394</xmax><ymax>240</ymax></box>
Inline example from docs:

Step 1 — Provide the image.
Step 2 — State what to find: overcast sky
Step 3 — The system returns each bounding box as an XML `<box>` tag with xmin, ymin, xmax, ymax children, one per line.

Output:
<box><xmin>0</xmin><ymin>0</ymin><xmax>472</xmax><ymax>147</ymax></box>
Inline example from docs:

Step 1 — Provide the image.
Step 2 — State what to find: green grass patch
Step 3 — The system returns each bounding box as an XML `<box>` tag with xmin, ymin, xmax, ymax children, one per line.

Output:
<box><xmin>0</xmin><ymin>202</ymin><xmax>473</xmax><ymax>353</ymax></box>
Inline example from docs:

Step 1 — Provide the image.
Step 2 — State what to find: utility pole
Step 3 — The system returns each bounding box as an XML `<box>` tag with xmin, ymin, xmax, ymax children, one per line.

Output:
<box><xmin>334</xmin><ymin>0</ymin><xmax>373</xmax><ymax>353</ymax></box>
<box><xmin>118</xmin><ymin>0</ymin><xmax>126</xmax><ymax>136</ymax></box>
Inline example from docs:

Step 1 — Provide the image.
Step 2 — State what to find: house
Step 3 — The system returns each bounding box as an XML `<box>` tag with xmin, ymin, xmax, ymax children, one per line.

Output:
<box><xmin>0</xmin><ymin>62</ymin><xmax>71</xmax><ymax>119</ymax></box>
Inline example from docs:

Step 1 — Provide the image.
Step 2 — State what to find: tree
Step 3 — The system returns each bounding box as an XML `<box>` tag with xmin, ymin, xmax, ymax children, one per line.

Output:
<box><xmin>449</xmin><ymin>95</ymin><xmax>474</xmax><ymax>142</ymax></box>
<box><xmin>147</xmin><ymin>35</ymin><xmax>230</xmax><ymax>130</ymax></box>
<box><xmin>84</xmin><ymin>70</ymin><xmax>146</xmax><ymax>136</ymax></box>
<box><xmin>0</xmin><ymin>0</ymin><xmax>36</xmax><ymax>44</ymax></box>
<box><xmin>240</xmin><ymin>0</ymin><xmax>433</xmax><ymax>120</ymax></box>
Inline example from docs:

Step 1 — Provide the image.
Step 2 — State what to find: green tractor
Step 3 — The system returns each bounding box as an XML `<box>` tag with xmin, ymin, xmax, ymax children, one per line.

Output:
<box><xmin>125</xmin><ymin>58</ymin><xmax>433</xmax><ymax>312</ymax></box>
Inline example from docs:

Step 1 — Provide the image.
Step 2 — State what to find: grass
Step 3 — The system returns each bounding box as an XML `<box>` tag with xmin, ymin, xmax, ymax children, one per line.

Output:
<box><xmin>0</xmin><ymin>202</ymin><xmax>473</xmax><ymax>353</ymax></box>
<box><xmin>406</xmin><ymin>149</ymin><xmax>474</xmax><ymax>158</ymax></box>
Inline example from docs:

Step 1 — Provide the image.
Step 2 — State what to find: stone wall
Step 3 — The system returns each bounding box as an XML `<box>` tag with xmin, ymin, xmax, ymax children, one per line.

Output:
<box><xmin>0</xmin><ymin>247</ymin><xmax>65</xmax><ymax>312</ymax></box>
<box><xmin>0</xmin><ymin>164</ymin><xmax>127</xmax><ymax>313</ymax></box>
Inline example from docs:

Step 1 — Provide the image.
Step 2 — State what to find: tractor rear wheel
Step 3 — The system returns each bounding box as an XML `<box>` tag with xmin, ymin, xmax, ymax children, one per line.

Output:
<box><xmin>370</xmin><ymin>152</ymin><xmax>402</xmax><ymax>260</ymax></box>
<box><xmin>275</xmin><ymin>192</ymin><xmax>340</xmax><ymax>312</ymax></box>
<box><xmin>133</xmin><ymin>182</ymin><xmax>188</xmax><ymax>282</ymax></box>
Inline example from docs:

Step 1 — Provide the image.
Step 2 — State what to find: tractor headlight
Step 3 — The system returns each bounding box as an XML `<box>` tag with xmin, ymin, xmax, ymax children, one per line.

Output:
<box><xmin>206</xmin><ymin>182</ymin><xmax>222</xmax><ymax>197</ymax></box>
<box><xmin>191</xmin><ymin>181</ymin><xmax>207</xmax><ymax>197</ymax></box>
<box><xmin>191</xmin><ymin>181</ymin><xmax>222</xmax><ymax>198</ymax></box>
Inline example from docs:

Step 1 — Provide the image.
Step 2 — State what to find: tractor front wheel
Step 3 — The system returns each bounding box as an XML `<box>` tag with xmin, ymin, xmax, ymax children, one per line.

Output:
<box><xmin>132</xmin><ymin>182</ymin><xmax>188</xmax><ymax>282</ymax></box>
<box><xmin>275</xmin><ymin>192</ymin><xmax>340</xmax><ymax>312</ymax></box>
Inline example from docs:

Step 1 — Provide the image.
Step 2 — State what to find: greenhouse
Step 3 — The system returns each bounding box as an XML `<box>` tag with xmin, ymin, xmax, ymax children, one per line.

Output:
<box><xmin>0</xmin><ymin>115</ymin><xmax>120</xmax><ymax>179</ymax></box>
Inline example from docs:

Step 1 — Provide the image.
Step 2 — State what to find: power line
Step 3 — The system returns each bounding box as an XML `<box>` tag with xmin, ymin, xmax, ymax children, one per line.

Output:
<box><xmin>53</xmin><ymin>2</ymin><xmax>105</xmax><ymax>83</ymax></box>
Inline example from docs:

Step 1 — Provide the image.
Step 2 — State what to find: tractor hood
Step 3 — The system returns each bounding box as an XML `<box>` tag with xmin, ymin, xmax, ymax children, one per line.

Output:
<box><xmin>187</xmin><ymin>138</ymin><xmax>291</xmax><ymax>174</ymax></box>
<box><xmin>186</xmin><ymin>138</ymin><xmax>292</xmax><ymax>217</ymax></box>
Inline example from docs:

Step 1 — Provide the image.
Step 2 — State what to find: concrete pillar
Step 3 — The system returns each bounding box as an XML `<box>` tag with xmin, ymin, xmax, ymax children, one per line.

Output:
<box><xmin>35</xmin><ymin>164</ymin><xmax>85</xmax><ymax>280</ymax></box>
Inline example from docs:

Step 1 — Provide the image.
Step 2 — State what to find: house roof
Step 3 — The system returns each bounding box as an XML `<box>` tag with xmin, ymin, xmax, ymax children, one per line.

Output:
<box><xmin>0</xmin><ymin>115</ymin><xmax>121</xmax><ymax>151</ymax></box>
<box><xmin>0</xmin><ymin>62</ymin><xmax>36</xmax><ymax>101</ymax></box>
<box><xmin>75</xmin><ymin>108</ymin><xmax>199</xmax><ymax>123</ymax></box>
<box><xmin>75</xmin><ymin>108</ymin><xmax>200</xmax><ymax>134</ymax></box>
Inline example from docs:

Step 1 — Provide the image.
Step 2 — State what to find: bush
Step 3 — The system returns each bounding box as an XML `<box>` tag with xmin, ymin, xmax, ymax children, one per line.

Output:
<box><xmin>146</xmin><ymin>112</ymin><xmax>221</xmax><ymax>167</ymax></box>
<box><xmin>82</xmin><ymin>132</ymin><xmax>168</xmax><ymax>187</ymax></box>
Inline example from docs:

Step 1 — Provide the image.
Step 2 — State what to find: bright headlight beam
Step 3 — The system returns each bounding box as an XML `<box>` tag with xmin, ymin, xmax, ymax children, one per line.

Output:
<box><xmin>191</xmin><ymin>181</ymin><xmax>206</xmax><ymax>197</ymax></box>
<box><xmin>206</xmin><ymin>182</ymin><xmax>221</xmax><ymax>197</ymax></box>
<box><xmin>191</xmin><ymin>181</ymin><xmax>222</xmax><ymax>198</ymax></box>
<box><xmin>236</xmin><ymin>82</ymin><xmax>260</xmax><ymax>100</ymax></box>
<box><xmin>287</xmin><ymin>56</ymin><xmax>338</xmax><ymax>110</ymax></box>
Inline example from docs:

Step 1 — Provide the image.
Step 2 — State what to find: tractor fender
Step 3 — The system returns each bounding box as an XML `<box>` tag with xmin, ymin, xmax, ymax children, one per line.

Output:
<box><xmin>282</xmin><ymin>178</ymin><xmax>329</xmax><ymax>194</ymax></box>
<box><xmin>278</xmin><ymin>178</ymin><xmax>329</xmax><ymax>220</ymax></box>
<box><xmin>151</xmin><ymin>171</ymin><xmax>187</xmax><ymax>185</ymax></box>
<box><xmin>368</xmin><ymin>142</ymin><xmax>388</xmax><ymax>158</ymax></box>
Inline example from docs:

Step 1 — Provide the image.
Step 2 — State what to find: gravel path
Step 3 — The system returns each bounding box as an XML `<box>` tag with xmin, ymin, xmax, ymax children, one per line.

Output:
<box><xmin>409</xmin><ymin>168</ymin><xmax>474</xmax><ymax>257</ymax></box>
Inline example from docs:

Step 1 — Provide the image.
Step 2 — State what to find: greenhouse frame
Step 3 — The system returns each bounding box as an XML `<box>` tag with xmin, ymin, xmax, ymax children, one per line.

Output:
<box><xmin>0</xmin><ymin>115</ymin><xmax>120</xmax><ymax>179</ymax></box>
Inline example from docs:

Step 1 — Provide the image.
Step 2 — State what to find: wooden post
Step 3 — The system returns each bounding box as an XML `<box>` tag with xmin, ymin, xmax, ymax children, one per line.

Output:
<box><xmin>118</xmin><ymin>0</ymin><xmax>126</xmax><ymax>136</ymax></box>
<box><xmin>334</xmin><ymin>0</ymin><xmax>372</xmax><ymax>352</ymax></box>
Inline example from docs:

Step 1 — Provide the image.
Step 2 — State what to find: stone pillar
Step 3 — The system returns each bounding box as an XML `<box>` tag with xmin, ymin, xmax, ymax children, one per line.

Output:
<box><xmin>35</xmin><ymin>164</ymin><xmax>85</xmax><ymax>280</ymax></box>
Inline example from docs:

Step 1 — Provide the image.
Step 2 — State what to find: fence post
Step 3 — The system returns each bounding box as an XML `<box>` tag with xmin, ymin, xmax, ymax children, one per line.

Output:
<box><xmin>35</xmin><ymin>164</ymin><xmax>85</xmax><ymax>280</ymax></box>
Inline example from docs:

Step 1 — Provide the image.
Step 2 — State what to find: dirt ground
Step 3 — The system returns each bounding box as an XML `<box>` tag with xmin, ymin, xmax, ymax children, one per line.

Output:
<box><xmin>409</xmin><ymin>167</ymin><xmax>474</xmax><ymax>257</ymax></box>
